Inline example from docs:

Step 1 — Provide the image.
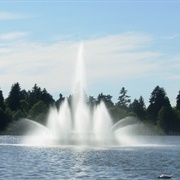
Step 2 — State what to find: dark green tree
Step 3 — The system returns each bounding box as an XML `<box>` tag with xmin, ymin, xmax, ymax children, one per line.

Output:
<box><xmin>157</xmin><ymin>106</ymin><xmax>176</xmax><ymax>134</ymax></box>
<box><xmin>130</xmin><ymin>96</ymin><xmax>146</xmax><ymax>120</ymax></box>
<box><xmin>28</xmin><ymin>84</ymin><xmax>42</xmax><ymax>108</ymax></box>
<box><xmin>139</xmin><ymin>96</ymin><xmax>146</xmax><ymax>110</ymax></box>
<box><xmin>148</xmin><ymin>86</ymin><xmax>171</xmax><ymax>123</ymax></box>
<box><xmin>0</xmin><ymin>108</ymin><xmax>11</xmax><ymax>131</ymax></box>
<box><xmin>28</xmin><ymin>84</ymin><xmax>54</xmax><ymax>108</ymax></box>
<box><xmin>0</xmin><ymin>89</ymin><xmax>5</xmax><ymax>110</ymax></box>
<box><xmin>41</xmin><ymin>88</ymin><xmax>54</xmax><ymax>105</ymax></box>
<box><xmin>29</xmin><ymin>100</ymin><xmax>48</xmax><ymax>125</ymax></box>
<box><xmin>20</xmin><ymin>89</ymin><xmax>29</xmax><ymax>101</ymax></box>
<box><xmin>88</xmin><ymin>96</ymin><xmax>96</xmax><ymax>111</ymax></box>
<box><xmin>6</xmin><ymin>82</ymin><xmax>22</xmax><ymax>111</ymax></box>
<box><xmin>176</xmin><ymin>90</ymin><xmax>180</xmax><ymax>110</ymax></box>
<box><xmin>56</xmin><ymin>93</ymin><xmax>65</xmax><ymax>109</ymax></box>
<box><xmin>109</xmin><ymin>106</ymin><xmax>128</xmax><ymax>124</ymax></box>
<box><xmin>97</xmin><ymin>93</ymin><xmax>114</xmax><ymax>108</ymax></box>
<box><xmin>20</xmin><ymin>100</ymin><xmax>29</xmax><ymax>114</ymax></box>
<box><xmin>174</xmin><ymin>109</ymin><xmax>180</xmax><ymax>132</ymax></box>
<box><xmin>12</xmin><ymin>110</ymin><xmax>25</xmax><ymax>121</ymax></box>
<box><xmin>116</xmin><ymin>87</ymin><xmax>131</xmax><ymax>110</ymax></box>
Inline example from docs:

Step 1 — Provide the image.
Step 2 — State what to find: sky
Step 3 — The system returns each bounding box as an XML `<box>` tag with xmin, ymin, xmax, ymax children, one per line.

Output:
<box><xmin>0</xmin><ymin>0</ymin><xmax>180</xmax><ymax>106</ymax></box>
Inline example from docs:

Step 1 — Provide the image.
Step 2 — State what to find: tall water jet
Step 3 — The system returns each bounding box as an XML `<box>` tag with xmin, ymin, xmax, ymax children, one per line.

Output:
<box><xmin>73</xmin><ymin>42</ymin><xmax>91</xmax><ymax>137</ymax></box>
<box><xmin>73</xmin><ymin>42</ymin><xmax>86</xmax><ymax>98</ymax></box>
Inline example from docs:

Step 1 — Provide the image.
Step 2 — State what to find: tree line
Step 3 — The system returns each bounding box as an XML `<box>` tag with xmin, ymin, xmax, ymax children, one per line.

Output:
<box><xmin>0</xmin><ymin>82</ymin><xmax>180</xmax><ymax>134</ymax></box>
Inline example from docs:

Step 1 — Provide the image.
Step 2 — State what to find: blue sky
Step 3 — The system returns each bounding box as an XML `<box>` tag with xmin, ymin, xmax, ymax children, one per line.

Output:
<box><xmin>0</xmin><ymin>1</ymin><xmax>180</xmax><ymax>106</ymax></box>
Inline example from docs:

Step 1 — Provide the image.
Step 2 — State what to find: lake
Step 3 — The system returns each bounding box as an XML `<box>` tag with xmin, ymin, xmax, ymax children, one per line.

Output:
<box><xmin>0</xmin><ymin>136</ymin><xmax>179</xmax><ymax>179</ymax></box>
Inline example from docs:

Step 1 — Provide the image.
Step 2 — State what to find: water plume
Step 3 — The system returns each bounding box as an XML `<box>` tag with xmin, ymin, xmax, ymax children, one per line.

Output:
<box><xmin>21</xmin><ymin>42</ymin><xmax>148</xmax><ymax>146</ymax></box>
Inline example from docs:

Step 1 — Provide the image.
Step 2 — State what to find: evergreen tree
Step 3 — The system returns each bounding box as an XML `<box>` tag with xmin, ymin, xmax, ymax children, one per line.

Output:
<box><xmin>28</xmin><ymin>84</ymin><xmax>54</xmax><ymax>108</ymax></box>
<box><xmin>97</xmin><ymin>93</ymin><xmax>114</xmax><ymax>108</ymax></box>
<box><xmin>116</xmin><ymin>87</ymin><xmax>131</xmax><ymax>110</ymax></box>
<box><xmin>157</xmin><ymin>106</ymin><xmax>176</xmax><ymax>133</ymax></box>
<box><xmin>139</xmin><ymin>96</ymin><xmax>146</xmax><ymax>109</ymax></box>
<box><xmin>0</xmin><ymin>89</ymin><xmax>5</xmax><ymax>110</ymax></box>
<box><xmin>109</xmin><ymin>106</ymin><xmax>128</xmax><ymax>124</ymax></box>
<box><xmin>6</xmin><ymin>82</ymin><xmax>22</xmax><ymax>111</ymax></box>
<box><xmin>28</xmin><ymin>84</ymin><xmax>42</xmax><ymax>108</ymax></box>
<box><xmin>176</xmin><ymin>90</ymin><xmax>180</xmax><ymax>110</ymax></box>
<box><xmin>20</xmin><ymin>100</ymin><xmax>29</xmax><ymax>114</ymax></box>
<box><xmin>130</xmin><ymin>96</ymin><xmax>146</xmax><ymax>120</ymax></box>
<box><xmin>174</xmin><ymin>109</ymin><xmax>180</xmax><ymax>133</ymax></box>
<box><xmin>88</xmin><ymin>96</ymin><xmax>96</xmax><ymax>110</ymax></box>
<box><xmin>56</xmin><ymin>93</ymin><xmax>65</xmax><ymax>109</ymax></box>
<box><xmin>20</xmin><ymin>89</ymin><xmax>29</xmax><ymax>101</ymax></box>
<box><xmin>29</xmin><ymin>100</ymin><xmax>48</xmax><ymax>124</ymax></box>
<box><xmin>0</xmin><ymin>108</ymin><xmax>11</xmax><ymax>131</ymax></box>
<box><xmin>148</xmin><ymin>86</ymin><xmax>171</xmax><ymax>123</ymax></box>
<box><xmin>41</xmin><ymin>88</ymin><xmax>54</xmax><ymax>105</ymax></box>
<box><xmin>12</xmin><ymin>110</ymin><xmax>24</xmax><ymax>121</ymax></box>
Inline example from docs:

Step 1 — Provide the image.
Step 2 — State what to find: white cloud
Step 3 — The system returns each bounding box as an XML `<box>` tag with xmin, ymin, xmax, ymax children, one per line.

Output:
<box><xmin>0</xmin><ymin>32</ymin><xmax>179</xmax><ymax>103</ymax></box>
<box><xmin>0</xmin><ymin>12</ymin><xmax>26</xmax><ymax>20</ymax></box>
<box><xmin>0</xmin><ymin>32</ymin><xmax>29</xmax><ymax>40</ymax></box>
<box><xmin>84</xmin><ymin>33</ymin><xmax>160</xmax><ymax>81</ymax></box>
<box><xmin>0</xmin><ymin>39</ymin><xmax>78</xmax><ymax>97</ymax></box>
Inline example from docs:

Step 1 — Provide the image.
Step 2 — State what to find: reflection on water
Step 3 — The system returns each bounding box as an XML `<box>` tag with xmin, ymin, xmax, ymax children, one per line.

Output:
<box><xmin>0</xmin><ymin>136</ymin><xmax>179</xmax><ymax>179</ymax></box>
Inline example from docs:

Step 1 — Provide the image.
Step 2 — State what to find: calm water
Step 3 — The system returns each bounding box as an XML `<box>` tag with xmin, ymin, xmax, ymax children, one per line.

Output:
<box><xmin>0</xmin><ymin>136</ymin><xmax>179</xmax><ymax>179</ymax></box>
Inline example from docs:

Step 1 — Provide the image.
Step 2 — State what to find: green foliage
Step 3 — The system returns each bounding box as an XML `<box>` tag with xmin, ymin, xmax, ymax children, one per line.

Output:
<box><xmin>0</xmin><ymin>108</ymin><xmax>11</xmax><ymax>131</ymax></box>
<box><xmin>128</xmin><ymin>112</ymin><xmax>137</xmax><ymax>117</ymax></box>
<box><xmin>172</xmin><ymin>109</ymin><xmax>180</xmax><ymax>133</ymax></box>
<box><xmin>109</xmin><ymin>106</ymin><xmax>128</xmax><ymax>124</ymax></box>
<box><xmin>20</xmin><ymin>100</ymin><xmax>29</xmax><ymax>114</ymax></box>
<box><xmin>56</xmin><ymin>93</ymin><xmax>65</xmax><ymax>109</ymax></box>
<box><xmin>28</xmin><ymin>84</ymin><xmax>42</xmax><ymax>107</ymax></box>
<box><xmin>20</xmin><ymin>89</ymin><xmax>29</xmax><ymax>101</ymax></box>
<box><xmin>28</xmin><ymin>84</ymin><xmax>54</xmax><ymax>108</ymax></box>
<box><xmin>157</xmin><ymin>106</ymin><xmax>176</xmax><ymax>133</ymax></box>
<box><xmin>97</xmin><ymin>93</ymin><xmax>114</xmax><ymax>108</ymax></box>
<box><xmin>12</xmin><ymin>110</ymin><xmax>25</xmax><ymax>121</ymax></box>
<box><xmin>176</xmin><ymin>90</ymin><xmax>180</xmax><ymax>110</ymax></box>
<box><xmin>6</xmin><ymin>82</ymin><xmax>22</xmax><ymax>111</ymax></box>
<box><xmin>0</xmin><ymin>90</ymin><xmax>5</xmax><ymax>110</ymax></box>
<box><xmin>4</xmin><ymin>108</ymin><xmax>13</xmax><ymax>120</ymax></box>
<box><xmin>41</xmin><ymin>88</ymin><xmax>54</xmax><ymax>105</ymax></box>
<box><xmin>29</xmin><ymin>100</ymin><xmax>48</xmax><ymax>125</ymax></box>
<box><xmin>148</xmin><ymin>86</ymin><xmax>171</xmax><ymax>123</ymax></box>
<box><xmin>34</xmin><ymin>113</ymin><xmax>48</xmax><ymax>125</ymax></box>
<box><xmin>1</xmin><ymin>82</ymin><xmax>180</xmax><ymax>134</ymax></box>
<box><xmin>130</xmin><ymin>96</ymin><xmax>146</xmax><ymax>120</ymax></box>
<box><xmin>29</xmin><ymin>100</ymin><xmax>47</xmax><ymax>118</ymax></box>
<box><xmin>116</xmin><ymin>87</ymin><xmax>131</xmax><ymax>110</ymax></box>
<box><xmin>88</xmin><ymin>96</ymin><xmax>96</xmax><ymax>112</ymax></box>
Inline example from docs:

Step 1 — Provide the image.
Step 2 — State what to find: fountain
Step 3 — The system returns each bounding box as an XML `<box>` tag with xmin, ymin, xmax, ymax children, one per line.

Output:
<box><xmin>22</xmin><ymin>42</ymin><xmax>139</xmax><ymax>146</ymax></box>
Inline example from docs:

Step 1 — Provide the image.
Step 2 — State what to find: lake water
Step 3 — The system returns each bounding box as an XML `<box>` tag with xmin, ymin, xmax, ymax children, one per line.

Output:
<box><xmin>0</xmin><ymin>136</ymin><xmax>179</xmax><ymax>179</ymax></box>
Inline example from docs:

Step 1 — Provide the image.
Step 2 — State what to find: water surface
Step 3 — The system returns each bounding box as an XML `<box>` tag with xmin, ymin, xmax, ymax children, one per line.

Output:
<box><xmin>0</xmin><ymin>136</ymin><xmax>179</xmax><ymax>179</ymax></box>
